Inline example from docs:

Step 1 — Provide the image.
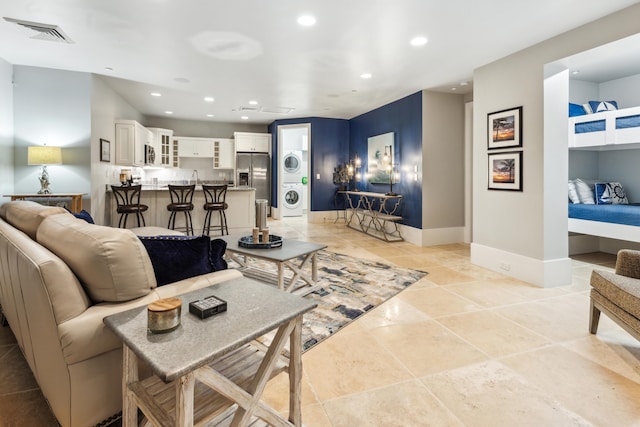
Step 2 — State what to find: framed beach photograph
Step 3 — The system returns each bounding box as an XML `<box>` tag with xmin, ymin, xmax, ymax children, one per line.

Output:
<box><xmin>487</xmin><ymin>106</ymin><xmax>522</xmax><ymax>150</ymax></box>
<box><xmin>488</xmin><ymin>151</ymin><xmax>523</xmax><ymax>191</ymax></box>
<box><xmin>100</xmin><ymin>138</ymin><xmax>111</xmax><ymax>162</ymax></box>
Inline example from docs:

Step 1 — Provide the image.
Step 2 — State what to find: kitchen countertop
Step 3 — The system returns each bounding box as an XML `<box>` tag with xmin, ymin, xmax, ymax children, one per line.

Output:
<box><xmin>109</xmin><ymin>185</ymin><xmax>255</xmax><ymax>192</ymax></box>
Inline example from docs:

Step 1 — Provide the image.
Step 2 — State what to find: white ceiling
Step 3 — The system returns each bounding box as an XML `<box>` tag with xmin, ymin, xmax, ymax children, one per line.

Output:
<box><xmin>1</xmin><ymin>1</ymin><xmax>638</xmax><ymax>124</ymax></box>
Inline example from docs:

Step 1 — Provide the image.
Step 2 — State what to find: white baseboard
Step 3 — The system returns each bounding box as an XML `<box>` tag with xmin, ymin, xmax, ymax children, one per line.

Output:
<box><xmin>471</xmin><ymin>243</ymin><xmax>572</xmax><ymax>288</ymax></box>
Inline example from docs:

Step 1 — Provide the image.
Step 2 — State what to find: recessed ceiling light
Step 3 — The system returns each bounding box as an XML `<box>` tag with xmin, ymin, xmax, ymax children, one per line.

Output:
<box><xmin>150</xmin><ymin>92</ymin><xmax>162</xmax><ymax>97</ymax></box>
<box><xmin>248</xmin><ymin>100</ymin><xmax>258</xmax><ymax>105</ymax></box>
<box><xmin>206</xmin><ymin>114</ymin><xmax>214</xmax><ymax>118</ymax></box>
<box><xmin>410</xmin><ymin>36</ymin><xmax>428</xmax><ymax>46</ymax></box>
<box><xmin>451</xmin><ymin>87</ymin><xmax>457</xmax><ymax>91</ymax></box>
<box><xmin>105</xmin><ymin>67</ymin><xmax>113</xmax><ymax>71</ymax></box>
<box><xmin>204</xmin><ymin>96</ymin><xmax>214</xmax><ymax>102</ymax></box>
<box><xmin>241</xmin><ymin>116</ymin><xmax>249</xmax><ymax>120</ymax></box>
<box><xmin>165</xmin><ymin>111</ymin><xmax>173</xmax><ymax>115</ymax></box>
<box><xmin>297</xmin><ymin>15</ymin><xmax>316</xmax><ymax>26</ymax></box>
<box><xmin>360</xmin><ymin>73</ymin><xmax>372</xmax><ymax>79</ymax></box>
<box><xmin>572</xmin><ymin>70</ymin><xmax>580</xmax><ymax>75</ymax></box>
<box><xmin>460</xmin><ymin>81</ymin><xmax>469</xmax><ymax>86</ymax></box>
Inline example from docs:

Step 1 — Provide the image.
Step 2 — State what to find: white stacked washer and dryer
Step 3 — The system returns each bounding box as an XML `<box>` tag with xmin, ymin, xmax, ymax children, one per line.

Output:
<box><xmin>281</xmin><ymin>150</ymin><xmax>304</xmax><ymax>216</ymax></box>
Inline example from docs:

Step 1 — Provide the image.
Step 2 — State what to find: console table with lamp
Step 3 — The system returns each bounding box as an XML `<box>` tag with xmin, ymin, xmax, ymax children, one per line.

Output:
<box><xmin>342</xmin><ymin>145</ymin><xmax>404</xmax><ymax>241</ymax></box>
<box><xmin>4</xmin><ymin>145</ymin><xmax>87</xmax><ymax>213</ymax></box>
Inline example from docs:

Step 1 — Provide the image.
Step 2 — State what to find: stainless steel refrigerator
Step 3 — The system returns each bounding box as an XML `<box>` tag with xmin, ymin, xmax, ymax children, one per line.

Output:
<box><xmin>236</xmin><ymin>152</ymin><xmax>271</xmax><ymax>206</ymax></box>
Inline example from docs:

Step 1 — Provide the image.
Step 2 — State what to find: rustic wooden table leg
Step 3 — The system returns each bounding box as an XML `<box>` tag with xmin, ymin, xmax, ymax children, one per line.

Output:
<box><xmin>277</xmin><ymin>262</ymin><xmax>285</xmax><ymax>291</ymax></box>
<box><xmin>122</xmin><ymin>346</ymin><xmax>139</xmax><ymax>427</ymax></box>
<box><xmin>175</xmin><ymin>372</ymin><xmax>195</xmax><ymax>426</ymax></box>
<box><xmin>288</xmin><ymin>315</ymin><xmax>303</xmax><ymax>426</ymax></box>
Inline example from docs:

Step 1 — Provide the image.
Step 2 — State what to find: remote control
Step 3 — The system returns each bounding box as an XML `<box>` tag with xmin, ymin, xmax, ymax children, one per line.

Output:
<box><xmin>189</xmin><ymin>295</ymin><xmax>227</xmax><ymax>319</ymax></box>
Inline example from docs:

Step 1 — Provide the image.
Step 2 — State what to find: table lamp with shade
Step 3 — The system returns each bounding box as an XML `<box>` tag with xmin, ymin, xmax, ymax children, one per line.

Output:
<box><xmin>28</xmin><ymin>145</ymin><xmax>62</xmax><ymax>194</ymax></box>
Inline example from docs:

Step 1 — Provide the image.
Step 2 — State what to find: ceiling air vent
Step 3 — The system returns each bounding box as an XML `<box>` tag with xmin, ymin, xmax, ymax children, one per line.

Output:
<box><xmin>260</xmin><ymin>106</ymin><xmax>294</xmax><ymax>114</ymax></box>
<box><xmin>238</xmin><ymin>106</ymin><xmax>259</xmax><ymax>112</ymax></box>
<box><xmin>4</xmin><ymin>17</ymin><xmax>74</xmax><ymax>43</ymax></box>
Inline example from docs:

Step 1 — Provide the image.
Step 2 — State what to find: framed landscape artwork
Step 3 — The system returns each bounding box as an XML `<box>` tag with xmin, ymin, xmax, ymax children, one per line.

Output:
<box><xmin>488</xmin><ymin>151</ymin><xmax>522</xmax><ymax>191</ymax></box>
<box><xmin>487</xmin><ymin>106</ymin><xmax>522</xmax><ymax>150</ymax></box>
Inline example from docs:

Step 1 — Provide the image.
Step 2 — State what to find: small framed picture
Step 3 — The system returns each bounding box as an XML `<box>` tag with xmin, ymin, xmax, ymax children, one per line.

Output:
<box><xmin>100</xmin><ymin>139</ymin><xmax>111</xmax><ymax>162</ymax></box>
<box><xmin>487</xmin><ymin>106</ymin><xmax>522</xmax><ymax>150</ymax></box>
<box><xmin>488</xmin><ymin>151</ymin><xmax>522</xmax><ymax>191</ymax></box>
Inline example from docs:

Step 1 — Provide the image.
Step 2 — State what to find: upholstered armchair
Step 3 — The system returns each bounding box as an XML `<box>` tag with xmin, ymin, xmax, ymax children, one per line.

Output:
<box><xmin>590</xmin><ymin>249</ymin><xmax>640</xmax><ymax>341</ymax></box>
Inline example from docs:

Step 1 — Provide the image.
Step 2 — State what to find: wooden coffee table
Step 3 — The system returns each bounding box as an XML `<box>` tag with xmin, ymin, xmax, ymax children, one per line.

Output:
<box><xmin>104</xmin><ymin>277</ymin><xmax>316</xmax><ymax>427</ymax></box>
<box><xmin>219</xmin><ymin>234</ymin><xmax>327</xmax><ymax>295</ymax></box>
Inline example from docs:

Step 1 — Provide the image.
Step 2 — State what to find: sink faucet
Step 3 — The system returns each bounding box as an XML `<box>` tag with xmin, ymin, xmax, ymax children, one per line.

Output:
<box><xmin>191</xmin><ymin>169</ymin><xmax>199</xmax><ymax>185</ymax></box>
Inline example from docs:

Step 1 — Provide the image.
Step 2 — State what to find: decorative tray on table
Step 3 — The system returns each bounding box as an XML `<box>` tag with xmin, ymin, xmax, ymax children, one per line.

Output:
<box><xmin>238</xmin><ymin>235</ymin><xmax>283</xmax><ymax>249</ymax></box>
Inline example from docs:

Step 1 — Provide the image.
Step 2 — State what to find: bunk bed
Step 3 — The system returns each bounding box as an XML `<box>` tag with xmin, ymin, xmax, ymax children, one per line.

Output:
<box><xmin>568</xmin><ymin>203</ymin><xmax>640</xmax><ymax>242</ymax></box>
<box><xmin>568</xmin><ymin>102</ymin><xmax>640</xmax><ymax>242</ymax></box>
<box><xmin>568</xmin><ymin>104</ymin><xmax>640</xmax><ymax>149</ymax></box>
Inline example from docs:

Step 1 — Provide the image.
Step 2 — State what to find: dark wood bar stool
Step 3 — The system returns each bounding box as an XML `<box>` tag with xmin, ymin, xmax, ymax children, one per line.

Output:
<box><xmin>202</xmin><ymin>184</ymin><xmax>229</xmax><ymax>236</ymax></box>
<box><xmin>167</xmin><ymin>184</ymin><xmax>195</xmax><ymax>235</ymax></box>
<box><xmin>111</xmin><ymin>185</ymin><xmax>148</xmax><ymax>228</ymax></box>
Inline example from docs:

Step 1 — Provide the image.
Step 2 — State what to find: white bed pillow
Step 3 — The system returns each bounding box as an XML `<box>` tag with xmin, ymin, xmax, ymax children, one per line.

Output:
<box><xmin>568</xmin><ymin>180</ymin><xmax>581</xmax><ymax>204</ymax></box>
<box><xmin>574</xmin><ymin>179</ymin><xmax>595</xmax><ymax>204</ymax></box>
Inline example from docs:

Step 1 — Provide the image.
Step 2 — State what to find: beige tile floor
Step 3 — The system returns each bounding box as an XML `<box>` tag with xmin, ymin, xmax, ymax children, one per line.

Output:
<box><xmin>1</xmin><ymin>216</ymin><xmax>640</xmax><ymax>426</ymax></box>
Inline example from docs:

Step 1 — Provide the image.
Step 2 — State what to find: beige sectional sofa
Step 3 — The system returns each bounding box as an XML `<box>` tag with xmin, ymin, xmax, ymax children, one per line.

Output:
<box><xmin>0</xmin><ymin>201</ymin><xmax>243</xmax><ymax>427</ymax></box>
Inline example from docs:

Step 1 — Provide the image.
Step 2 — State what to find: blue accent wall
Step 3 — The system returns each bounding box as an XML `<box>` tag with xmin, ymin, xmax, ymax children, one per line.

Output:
<box><xmin>269</xmin><ymin>91</ymin><xmax>422</xmax><ymax>229</ymax></box>
<box><xmin>269</xmin><ymin>117</ymin><xmax>349</xmax><ymax>210</ymax></box>
<box><xmin>349</xmin><ymin>92</ymin><xmax>423</xmax><ymax>228</ymax></box>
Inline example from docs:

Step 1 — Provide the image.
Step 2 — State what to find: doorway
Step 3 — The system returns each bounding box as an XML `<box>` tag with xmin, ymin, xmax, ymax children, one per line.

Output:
<box><xmin>276</xmin><ymin>124</ymin><xmax>311</xmax><ymax>221</ymax></box>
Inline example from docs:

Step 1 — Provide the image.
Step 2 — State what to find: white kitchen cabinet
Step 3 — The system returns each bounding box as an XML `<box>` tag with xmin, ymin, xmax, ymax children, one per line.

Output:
<box><xmin>148</xmin><ymin>127</ymin><xmax>174</xmax><ymax>167</ymax></box>
<box><xmin>115</xmin><ymin>120</ymin><xmax>152</xmax><ymax>166</ymax></box>
<box><xmin>213</xmin><ymin>138</ymin><xmax>234</xmax><ymax>169</ymax></box>
<box><xmin>234</xmin><ymin>132</ymin><xmax>271</xmax><ymax>153</ymax></box>
<box><xmin>176</xmin><ymin>137</ymin><xmax>215</xmax><ymax>158</ymax></box>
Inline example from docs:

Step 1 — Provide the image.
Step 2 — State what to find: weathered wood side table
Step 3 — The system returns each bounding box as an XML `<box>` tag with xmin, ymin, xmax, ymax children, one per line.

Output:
<box><xmin>220</xmin><ymin>235</ymin><xmax>327</xmax><ymax>295</ymax></box>
<box><xmin>104</xmin><ymin>277</ymin><xmax>317</xmax><ymax>427</ymax></box>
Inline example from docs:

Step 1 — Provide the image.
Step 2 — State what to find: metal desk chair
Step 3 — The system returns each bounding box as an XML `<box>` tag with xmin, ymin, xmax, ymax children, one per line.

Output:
<box><xmin>167</xmin><ymin>184</ymin><xmax>195</xmax><ymax>235</ymax></box>
<box><xmin>202</xmin><ymin>184</ymin><xmax>229</xmax><ymax>236</ymax></box>
<box><xmin>111</xmin><ymin>185</ymin><xmax>148</xmax><ymax>228</ymax></box>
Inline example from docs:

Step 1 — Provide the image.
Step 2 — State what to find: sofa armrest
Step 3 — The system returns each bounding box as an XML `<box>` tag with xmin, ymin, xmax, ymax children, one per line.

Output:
<box><xmin>57</xmin><ymin>269</ymin><xmax>243</xmax><ymax>365</ymax></box>
<box><xmin>616</xmin><ymin>250</ymin><xmax>640</xmax><ymax>279</ymax></box>
<box><xmin>58</xmin><ymin>293</ymin><xmax>160</xmax><ymax>365</ymax></box>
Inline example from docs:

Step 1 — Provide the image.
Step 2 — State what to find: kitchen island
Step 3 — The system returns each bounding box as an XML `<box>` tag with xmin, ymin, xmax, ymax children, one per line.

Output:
<box><xmin>107</xmin><ymin>185</ymin><xmax>256</xmax><ymax>234</ymax></box>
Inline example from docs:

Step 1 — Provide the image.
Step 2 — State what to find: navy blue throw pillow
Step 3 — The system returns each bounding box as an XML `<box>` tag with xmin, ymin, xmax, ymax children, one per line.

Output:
<box><xmin>210</xmin><ymin>238</ymin><xmax>228</xmax><ymax>271</ymax></box>
<box><xmin>568</xmin><ymin>103</ymin><xmax>586</xmax><ymax>117</ymax></box>
<box><xmin>138</xmin><ymin>235</ymin><xmax>214</xmax><ymax>286</ymax></box>
<box><xmin>65</xmin><ymin>207</ymin><xmax>95</xmax><ymax>223</ymax></box>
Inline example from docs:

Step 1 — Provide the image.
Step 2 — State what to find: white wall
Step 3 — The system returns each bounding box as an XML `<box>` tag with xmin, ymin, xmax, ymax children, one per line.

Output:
<box><xmin>599</xmin><ymin>73</ymin><xmax>640</xmax><ymax>108</ymax></box>
<box><xmin>472</xmin><ymin>3</ymin><xmax>640</xmax><ymax>287</ymax></box>
<box><xmin>569</xmin><ymin>79</ymin><xmax>599</xmax><ymax>104</ymax></box>
<box><xmin>0</xmin><ymin>58</ymin><xmax>13</xmax><ymax>204</ymax></box>
<box><xmin>90</xmin><ymin>76</ymin><xmax>145</xmax><ymax>225</ymax></box>
<box><xmin>422</xmin><ymin>90</ymin><xmax>465</xmax><ymax>244</ymax></box>
<box><xmin>13</xmin><ymin>66</ymin><xmax>92</xmax><ymax>201</ymax></box>
<box><xmin>568</xmin><ymin>150</ymin><xmax>599</xmax><ymax>180</ymax></box>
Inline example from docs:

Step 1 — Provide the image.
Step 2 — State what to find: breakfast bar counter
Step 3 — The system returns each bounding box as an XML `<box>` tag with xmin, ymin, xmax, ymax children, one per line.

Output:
<box><xmin>107</xmin><ymin>185</ymin><xmax>256</xmax><ymax>233</ymax></box>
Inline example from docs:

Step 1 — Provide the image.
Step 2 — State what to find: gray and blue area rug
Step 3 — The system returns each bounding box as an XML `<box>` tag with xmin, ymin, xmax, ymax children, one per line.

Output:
<box><xmin>229</xmin><ymin>250</ymin><xmax>427</xmax><ymax>353</ymax></box>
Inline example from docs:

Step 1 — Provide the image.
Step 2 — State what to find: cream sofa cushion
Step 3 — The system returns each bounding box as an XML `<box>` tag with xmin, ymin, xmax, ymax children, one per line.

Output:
<box><xmin>0</xmin><ymin>201</ymin><xmax>67</xmax><ymax>240</ymax></box>
<box><xmin>37</xmin><ymin>213</ymin><xmax>157</xmax><ymax>302</ymax></box>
